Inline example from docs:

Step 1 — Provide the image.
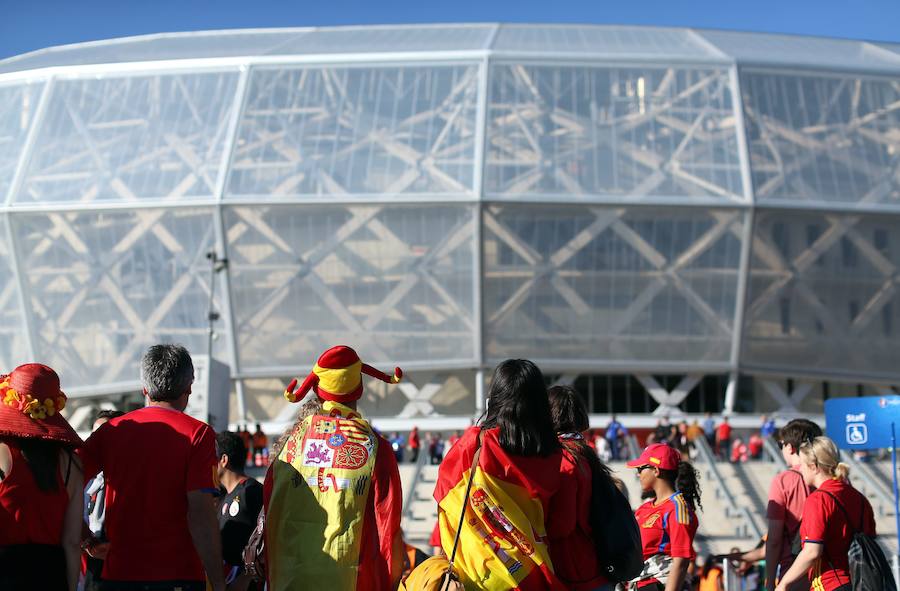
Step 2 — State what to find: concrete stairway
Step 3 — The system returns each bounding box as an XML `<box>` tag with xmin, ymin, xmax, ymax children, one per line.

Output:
<box><xmin>401</xmin><ymin>464</ymin><xmax>440</xmax><ymax>547</ymax></box>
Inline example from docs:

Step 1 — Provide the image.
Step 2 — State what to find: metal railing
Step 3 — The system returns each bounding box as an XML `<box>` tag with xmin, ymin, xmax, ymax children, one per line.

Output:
<box><xmin>693</xmin><ymin>435</ymin><xmax>764</xmax><ymax>540</ymax></box>
<box><xmin>626</xmin><ymin>433</ymin><xmax>641</xmax><ymax>460</ymax></box>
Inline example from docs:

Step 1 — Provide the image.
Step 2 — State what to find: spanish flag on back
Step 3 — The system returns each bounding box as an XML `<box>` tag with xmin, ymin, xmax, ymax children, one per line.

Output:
<box><xmin>433</xmin><ymin>427</ymin><xmax>568</xmax><ymax>591</ymax></box>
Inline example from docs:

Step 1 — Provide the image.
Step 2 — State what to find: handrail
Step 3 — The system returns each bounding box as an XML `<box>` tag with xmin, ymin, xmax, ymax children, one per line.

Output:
<box><xmin>763</xmin><ymin>435</ymin><xmax>787</xmax><ymax>469</ymax></box>
<box><xmin>693</xmin><ymin>435</ymin><xmax>764</xmax><ymax>540</ymax></box>
<box><xmin>401</xmin><ymin>447</ymin><xmax>430</xmax><ymax>520</ymax></box>
<box><xmin>839</xmin><ymin>450</ymin><xmax>893</xmax><ymax>517</ymax></box>
<box><xmin>626</xmin><ymin>433</ymin><xmax>641</xmax><ymax>460</ymax></box>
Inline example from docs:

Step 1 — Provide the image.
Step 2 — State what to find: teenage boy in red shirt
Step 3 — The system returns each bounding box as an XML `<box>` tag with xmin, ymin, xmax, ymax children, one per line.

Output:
<box><xmin>760</xmin><ymin>419</ymin><xmax>821</xmax><ymax>591</ymax></box>
<box><xmin>82</xmin><ymin>344</ymin><xmax>225</xmax><ymax>591</ymax></box>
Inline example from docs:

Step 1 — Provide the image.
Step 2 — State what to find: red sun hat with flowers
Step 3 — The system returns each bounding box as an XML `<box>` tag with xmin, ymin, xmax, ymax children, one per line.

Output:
<box><xmin>0</xmin><ymin>363</ymin><xmax>82</xmax><ymax>446</ymax></box>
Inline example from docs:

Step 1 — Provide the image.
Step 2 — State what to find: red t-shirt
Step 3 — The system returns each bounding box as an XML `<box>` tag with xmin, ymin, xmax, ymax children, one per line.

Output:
<box><xmin>634</xmin><ymin>493</ymin><xmax>698</xmax><ymax>587</ymax></box>
<box><xmin>716</xmin><ymin>423</ymin><xmax>732</xmax><ymax>441</ymax></box>
<box><xmin>547</xmin><ymin>441</ymin><xmax>607</xmax><ymax>591</ymax></box>
<box><xmin>766</xmin><ymin>467</ymin><xmax>810</xmax><ymax>573</ymax></box>
<box><xmin>800</xmin><ymin>478</ymin><xmax>876</xmax><ymax>591</ymax></box>
<box><xmin>81</xmin><ymin>406</ymin><xmax>219</xmax><ymax>582</ymax></box>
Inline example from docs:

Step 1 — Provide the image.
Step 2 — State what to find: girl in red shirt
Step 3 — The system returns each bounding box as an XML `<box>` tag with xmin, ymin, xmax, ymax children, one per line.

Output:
<box><xmin>547</xmin><ymin>385</ymin><xmax>616</xmax><ymax>591</ymax></box>
<box><xmin>774</xmin><ymin>436</ymin><xmax>876</xmax><ymax>591</ymax></box>
<box><xmin>628</xmin><ymin>443</ymin><xmax>702</xmax><ymax>591</ymax></box>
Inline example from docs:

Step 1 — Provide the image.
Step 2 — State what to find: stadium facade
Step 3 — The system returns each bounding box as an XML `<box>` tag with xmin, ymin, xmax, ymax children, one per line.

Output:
<box><xmin>1</xmin><ymin>24</ymin><xmax>899</xmax><ymax>430</ymax></box>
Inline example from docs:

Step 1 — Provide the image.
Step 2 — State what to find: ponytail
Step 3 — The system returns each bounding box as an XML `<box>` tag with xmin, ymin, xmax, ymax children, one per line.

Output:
<box><xmin>659</xmin><ymin>460</ymin><xmax>703</xmax><ymax>512</ymax></box>
<box><xmin>675</xmin><ymin>461</ymin><xmax>703</xmax><ymax>512</ymax></box>
<box><xmin>834</xmin><ymin>462</ymin><xmax>851</xmax><ymax>481</ymax></box>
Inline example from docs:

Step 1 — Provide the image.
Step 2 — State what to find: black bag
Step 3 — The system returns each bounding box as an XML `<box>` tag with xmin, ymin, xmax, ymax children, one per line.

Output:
<box><xmin>590</xmin><ymin>466</ymin><xmax>643</xmax><ymax>582</ymax></box>
<box><xmin>819</xmin><ymin>489</ymin><xmax>896</xmax><ymax>591</ymax></box>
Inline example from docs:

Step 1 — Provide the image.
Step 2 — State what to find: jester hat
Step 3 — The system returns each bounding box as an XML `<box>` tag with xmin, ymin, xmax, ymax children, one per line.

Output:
<box><xmin>284</xmin><ymin>345</ymin><xmax>402</xmax><ymax>403</ymax></box>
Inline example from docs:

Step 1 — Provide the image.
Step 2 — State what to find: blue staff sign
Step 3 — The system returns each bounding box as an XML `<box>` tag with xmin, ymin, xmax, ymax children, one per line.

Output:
<box><xmin>824</xmin><ymin>395</ymin><xmax>900</xmax><ymax>451</ymax></box>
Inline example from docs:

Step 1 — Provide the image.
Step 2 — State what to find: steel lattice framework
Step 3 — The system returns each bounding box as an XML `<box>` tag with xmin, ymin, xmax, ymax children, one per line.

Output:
<box><xmin>1</xmin><ymin>25</ymin><xmax>900</xmax><ymax>426</ymax></box>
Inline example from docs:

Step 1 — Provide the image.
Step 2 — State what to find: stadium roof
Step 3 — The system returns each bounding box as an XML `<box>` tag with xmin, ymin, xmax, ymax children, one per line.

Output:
<box><xmin>2</xmin><ymin>24</ymin><xmax>900</xmax><ymax>77</ymax></box>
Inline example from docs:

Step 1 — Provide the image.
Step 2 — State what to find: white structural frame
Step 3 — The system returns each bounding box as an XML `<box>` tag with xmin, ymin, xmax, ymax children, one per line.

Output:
<box><xmin>2</xmin><ymin>26</ymin><xmax>899</xmax><ymax>423</ymax></box>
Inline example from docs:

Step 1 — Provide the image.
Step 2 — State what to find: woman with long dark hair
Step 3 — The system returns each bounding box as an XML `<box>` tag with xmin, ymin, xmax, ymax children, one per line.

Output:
<box><xmin>432</xmin><ymin>359</ymin><xmax>569</xmax><ymax>590</ymax></box>
<box><xmin>0</xmin><ymin>364</ymin><xmax>83</xmax><ymax>591</ymax></box>
<box><xmin>628</xmin><ymin>443</ymin><xmax>702</xmax><ymax>591</ymax></box>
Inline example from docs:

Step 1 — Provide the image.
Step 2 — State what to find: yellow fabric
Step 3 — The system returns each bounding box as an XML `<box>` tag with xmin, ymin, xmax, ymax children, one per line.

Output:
<box><xmin>400</xmin><ymin>556</ymin><xmax>463</xmax><ymax>591</ymax></box>
<box><xmin>437</xmin><ymin>468</ymin><xmax>553</xmax><ymax>591</ymax></box>
<box><xmin>266</xmin><ymin>400</ymin><xmax>377</xmax><ymax>591</ymax></box>
<box><xmin>314</xmin><ymin>360</ymin><xmax>362</xmax><ymax>395</ymax></box>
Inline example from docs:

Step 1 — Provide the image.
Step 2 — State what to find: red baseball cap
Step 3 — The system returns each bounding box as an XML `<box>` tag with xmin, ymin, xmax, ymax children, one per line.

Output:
<box><xmin>627</xmin><ymin>443</ymin><xmax>680</xmax><ymax>471</ymax></box>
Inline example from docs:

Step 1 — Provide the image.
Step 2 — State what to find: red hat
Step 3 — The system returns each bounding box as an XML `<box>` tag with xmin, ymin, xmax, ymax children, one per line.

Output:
<box><xmin>283</xmin><ymin>345</ymin><xmax>402</xmax><ymax>404</ymax></box>
<box><xmin>627</xmin><ymin>443</ymin><xmax>680</xmax><ymax>471</ymax></box>
<box><xmin>0</xmin><ymin>364</ymin><xmax>82</xmax><ymax>447</ymax></box>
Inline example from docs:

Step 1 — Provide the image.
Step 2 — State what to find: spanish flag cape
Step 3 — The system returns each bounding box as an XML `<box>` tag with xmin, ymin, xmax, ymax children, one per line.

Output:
<box><xmin>263</xmin><ymin>400</ymin><xmax>404</xmax><ymax>591</ymax></box>
<box><xmin>433</xmin><ymin>426</ymin><xmax>569</xmax><ymax>591</ymax></box>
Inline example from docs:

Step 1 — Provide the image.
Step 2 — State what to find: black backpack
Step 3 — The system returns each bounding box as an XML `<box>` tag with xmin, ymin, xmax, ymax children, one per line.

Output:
<box><xmin>819</xmin><ymin>489</ymin><xmax>897</xmax><ymax>591</ymax></box>
<box><xmin>589</xmin><ymin>464</ymin><xmax>644</xmax><ymax>582</ymax></box>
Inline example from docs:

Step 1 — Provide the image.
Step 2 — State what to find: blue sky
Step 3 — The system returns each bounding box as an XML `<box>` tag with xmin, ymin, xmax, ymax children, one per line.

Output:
<box><xmin>1</xmin><ymin>0</ymin><xmax>898</xmax><ymax>60</ymax></box>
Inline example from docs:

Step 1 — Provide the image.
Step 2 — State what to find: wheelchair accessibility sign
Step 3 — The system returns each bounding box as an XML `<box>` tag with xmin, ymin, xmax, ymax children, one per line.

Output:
<box><xmin>846</xmin><ymin>423</ymin><xmax>867</xmax><ymax>445</ymax></box>
<box><xmin>826</xmin><ymin>396</ymin><xmax>900</xmax><ymax>450</ymax></box>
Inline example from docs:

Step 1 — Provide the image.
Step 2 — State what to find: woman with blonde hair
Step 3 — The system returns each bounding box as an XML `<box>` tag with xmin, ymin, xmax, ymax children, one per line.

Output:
<box><xmin>774</xmin><ymin>436</ymin><xmax>876</xmax><ymax>591</ymax></box>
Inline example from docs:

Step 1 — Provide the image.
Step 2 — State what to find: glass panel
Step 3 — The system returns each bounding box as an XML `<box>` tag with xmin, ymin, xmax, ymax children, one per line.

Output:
<box><xmin>701</xmin><ymin>31</ymin><xmax>900</xmax><ymax>73</ymax></box>
<box><xmin>0</xmin><ymin>215</ymin><xmax>29</xmax><ymax>369</ymax></box>
<box><xmin>15</xmin><ymin>72</ymin><xmax>239</xmax><ymax>204</ymax></box>
<box><xmin>0</xmin><ymin>31</ymin><xmax>304</xmax><ymax>75</ymax></box>
<box><xmin>12</xmin><ymin>208</ymin><xmax>218</xmax><ymax>388</ymax></box>
<box><xmin>226</xmin><ymin>204</ymin><xmax>476</xmax><ymax>371</ymax></box>
<box><xmin>361</xmin><ymin>371</ymin><xmax>476</xmax><ymax>419</ymax></box>
<box><xmin>239</xmin><ymin>372</ymin><xmax>475</xmax><ymax>421</ymax></box>
<box><xmin>0</xmin><ymin>81</ymin><xmax>44</xmax><ymax>200</ymax></box>
<box><xmin>228</xmin><ymin>65</ymin><xmax>479</xmax><ymax>200</ymax></box>
<box><xmin>485</xmin><ymin>64</ymin><xmax>744</xmax><ymax>202</ymax></box>
<box><xmin>492</xmin><ymin>25</ymin><xmax>724</xmax><ymax>61</ymax></box>
<box><xmin>267</xmin><ymin>25</ymin><xmax>495</xmax><ymax>55</ymax></box>
<box><xmin>742</xmin><ymin>210</ymin><xmax>900</xmax><ymax>376</ymax></box>
<box><xmin>483</xmin><ymin>204</ymin><xmax>743</xmax><ymax>364</ymax></box>
<box><xmin>742</xmin><ymin>71</ymin><xmax>900</xmax><ymax>206</ymax></box>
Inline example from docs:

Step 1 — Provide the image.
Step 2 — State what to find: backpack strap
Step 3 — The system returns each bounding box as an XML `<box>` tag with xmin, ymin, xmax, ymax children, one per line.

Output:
<box><xmin>447</xmin><ymin>430</ymin><xmax>484</xmax><ymax>570</ymax></box>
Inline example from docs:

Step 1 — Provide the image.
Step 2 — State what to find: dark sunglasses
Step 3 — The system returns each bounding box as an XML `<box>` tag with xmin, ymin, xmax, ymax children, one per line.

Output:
<box><xmin>636</xmin><ymin>465</ymin><xmax>654</xmax><ymax>474</ymax></box>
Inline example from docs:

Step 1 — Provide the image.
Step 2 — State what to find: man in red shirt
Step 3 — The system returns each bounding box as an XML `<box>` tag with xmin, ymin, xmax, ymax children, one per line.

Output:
<box><xmin>81</xmin><ymin>344</ymin><xmax>225</xmax><ymax>591</ymax></box>
<box><xmin>715</xmin><ymin>417</ymin><xmax>732</xmax><ymax>460</ymax></box>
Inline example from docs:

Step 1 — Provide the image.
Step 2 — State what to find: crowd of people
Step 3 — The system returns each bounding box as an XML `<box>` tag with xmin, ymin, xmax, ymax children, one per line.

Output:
<box><xmin>388</xmin><ymin>429</ymin><xmax>458</xmax><ymax>466</ymax></box>
<box><xmin>0</xmin><ymin>344</ymin><xmax>889</xmax><ymax>591</ymax></box>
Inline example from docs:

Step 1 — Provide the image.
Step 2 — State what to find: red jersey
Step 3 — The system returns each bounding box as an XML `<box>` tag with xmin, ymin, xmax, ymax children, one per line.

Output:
<box><xmin>81</xmin><ymin>406</ymin><xmax>219</xmax><ymax>582</ymax></box>
<box><xmin>800</xmin><ymin>478</ymin><xmax>876</xmax><ymax>591</ymax></box>
<box><xmin>548</xmin><ymin>441</ymin><xmax>607</xmax><ymax>591</ymax></box>
<box><xmin>634</xmin><ymin>493</ymin><xmax>698</xmax><ymax>587</ymax></box>
<box><xmin>0</xmin><ymin>440</ymin><xmax>70</xmax><ymax>546</ymax></box>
